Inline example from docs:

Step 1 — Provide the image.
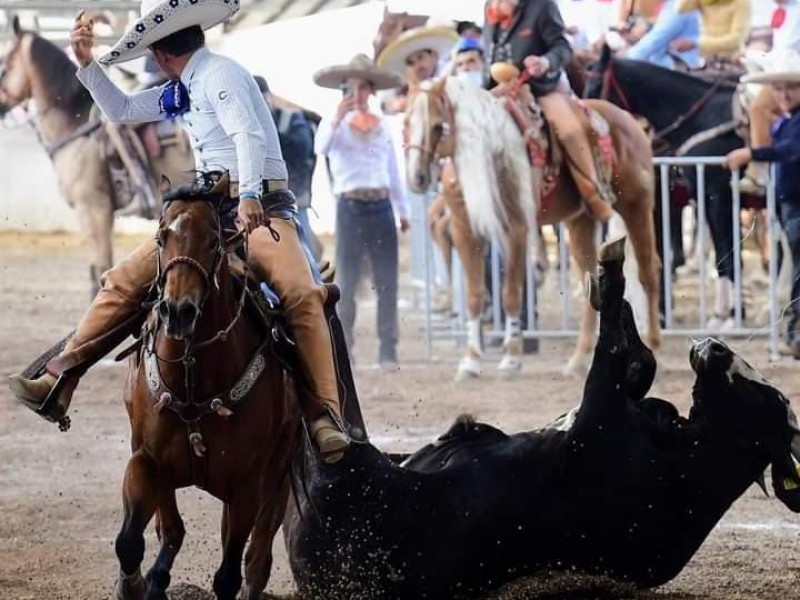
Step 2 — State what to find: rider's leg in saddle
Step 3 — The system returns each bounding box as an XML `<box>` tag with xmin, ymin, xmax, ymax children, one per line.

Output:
<box><xmin>8</xmin><ymin>238</ymin><xmax>156</xmax><ymax>407</ymax></box>
<box><xmin>247</xmin><ymin>217</ymin><xmax>350</xmax><ymax>464</ymax></box>
<box><xmin>742</xmin><ymin>87</ymin><xmax>780</xmax><ymax>195</ymax></box>
<box><xmin>537</xmin><ymin>91</ymin><xmax>614</xmax><ymax>222</ymax></box>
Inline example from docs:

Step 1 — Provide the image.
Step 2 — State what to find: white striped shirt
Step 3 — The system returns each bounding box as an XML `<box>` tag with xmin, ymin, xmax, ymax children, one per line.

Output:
<box><xmin>76</xmin><ymin>47</ymin><xmax>286</xmax><ymax>197</ymax></box>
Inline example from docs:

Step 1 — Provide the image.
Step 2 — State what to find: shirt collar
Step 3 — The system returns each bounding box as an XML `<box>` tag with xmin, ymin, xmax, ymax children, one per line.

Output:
<box><xmin>180</xmin><ymin>47</ymin><xmax>210</xmax><ymax>86</ymax></box>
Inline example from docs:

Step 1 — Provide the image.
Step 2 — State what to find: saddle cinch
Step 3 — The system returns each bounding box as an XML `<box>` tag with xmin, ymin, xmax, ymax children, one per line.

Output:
<box><xmin>493</xmin><ymin>66</ymin><xmax>616</xmax><ymax>207</ymax></box>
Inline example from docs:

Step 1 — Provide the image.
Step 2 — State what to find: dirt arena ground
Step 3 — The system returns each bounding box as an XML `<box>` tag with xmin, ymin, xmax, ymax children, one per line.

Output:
<box><xmin>1</xmin><ymin>232</ymin><xmax>799</xmax><ymax>600</ymax></box>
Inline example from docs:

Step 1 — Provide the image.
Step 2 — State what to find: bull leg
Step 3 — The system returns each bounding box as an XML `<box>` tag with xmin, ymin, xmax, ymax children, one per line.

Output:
<box><xmin>564</xmin><ymin>214</ymin><xmax>599</xmax><ymax>375</ymax></box>
<box><xmin>143</xmin><ymin>490</ymin><xmax>185</xmax><ymax>600</ymax></box>
<box><xmin>498</xmin><ymin>221</ymin><xmax>527</xmax><ymax>379</ymax></box>
<box><xmin>212</xmin><ymin>489</ymin><xmax>259</xmax><ymax>600</ymax></box>
<box><xmin>115</xmin><ymin>451</ymin><xmax>159</xmax><ymax>600</ymax></box>
<box><xmin>447</xmin><ymin>192</ymin><xmax>486</xmax><ymax>381</ymax></box>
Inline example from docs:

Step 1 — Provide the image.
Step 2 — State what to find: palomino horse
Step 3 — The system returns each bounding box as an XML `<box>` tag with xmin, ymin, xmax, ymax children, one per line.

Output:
<box><xmin>406</xmin><ymin>77</ymin><xmax>661</xmax><ymax>377</ymax></box>
<box><xmin>0</xmin><ymin>17</ymin><xmax>194</xmax><ymax>295</ymax></box>
<box><xmin>115</xmin><ymin>174</ymin><xmax>300</xmax><ymax>600</ymax></box>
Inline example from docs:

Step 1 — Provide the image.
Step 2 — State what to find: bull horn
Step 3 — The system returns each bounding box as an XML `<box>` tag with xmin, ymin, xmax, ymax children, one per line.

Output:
<box><xmin>792</xmin><ymin>432</ymin><xmax>800</xmax><ymax>463</ymax></box>
<box><xmin>755</xmin><ymin>473</ymin><xmax>769</xmax><ymax>498</ymax></box>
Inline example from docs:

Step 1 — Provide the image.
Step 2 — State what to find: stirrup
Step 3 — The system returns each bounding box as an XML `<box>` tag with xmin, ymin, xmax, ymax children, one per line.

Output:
<box><xmin>17</xmin><ymin>373</ymin><xmax>74</xmax><ymax>432</ymax></box>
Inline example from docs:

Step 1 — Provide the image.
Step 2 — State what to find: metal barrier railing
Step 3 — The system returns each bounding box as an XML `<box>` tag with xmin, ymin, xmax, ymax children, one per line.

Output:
<box><xmin>411</xmin><ymin>157</ymin><xmax>782</xmax><ymax>361</ymax></box>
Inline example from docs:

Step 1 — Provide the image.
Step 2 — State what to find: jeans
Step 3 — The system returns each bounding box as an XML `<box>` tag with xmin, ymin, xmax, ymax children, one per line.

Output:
<box><xmin>335</xmin><ymin>198</ymin><xmax>399</xmax><ymax>362</ymax></box>
<box><xmin>778</xmin><ymin>199</ymin><xmax>800</xmax><ymax>343</ymax></box>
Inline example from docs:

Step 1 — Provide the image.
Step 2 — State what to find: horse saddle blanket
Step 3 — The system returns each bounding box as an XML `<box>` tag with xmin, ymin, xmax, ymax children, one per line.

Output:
<box><xmin>502</xmin><ymin>95</ymin><xmax>616</xmax><ymax>201</ymax></box>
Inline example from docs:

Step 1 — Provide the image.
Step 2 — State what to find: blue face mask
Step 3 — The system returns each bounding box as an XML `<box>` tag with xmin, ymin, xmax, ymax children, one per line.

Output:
<box><xmin>159</xmin><ymin>79</ymin><xmax>191</xmax><ymax>119</ymax></box>
<box><xmin>457</xmin><ymin>70</ymin><xmax>485</xmax><ymax>89</ymax></box>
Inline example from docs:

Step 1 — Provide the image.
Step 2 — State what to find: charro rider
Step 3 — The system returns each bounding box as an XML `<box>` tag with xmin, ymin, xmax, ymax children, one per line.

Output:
<box><xmin>484</xmin><ymin>0</ymin><xmax>615</xmax><ymax>222</ymax></box>
<box><xmin>8</xmin><ymin>0</ymin><xmax>350</xmax><ymax>462</ymax></box>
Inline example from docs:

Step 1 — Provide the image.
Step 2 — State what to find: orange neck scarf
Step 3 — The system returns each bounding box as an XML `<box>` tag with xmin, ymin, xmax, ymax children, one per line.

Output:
<box><xmin>349</xmin><ymin>110</ymin><xmax>380</xmax><ymax>135</ymax></box>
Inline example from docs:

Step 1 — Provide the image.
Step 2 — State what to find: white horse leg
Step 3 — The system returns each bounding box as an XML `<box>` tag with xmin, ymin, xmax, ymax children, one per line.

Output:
<box><xmin>456</xmin><ymin>318</ymin><xmax>482</xmax><ymax>381</ymax></box>
<box><xmin>498</xmin><ymin>316</ymin><xmax>523</xmax><ymax>378</ymax></box>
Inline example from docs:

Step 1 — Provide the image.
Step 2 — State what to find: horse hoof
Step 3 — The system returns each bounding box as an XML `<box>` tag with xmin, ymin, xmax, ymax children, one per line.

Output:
<box><xmin>497</xmin><ymin>356</ymin><xmax>522</xmax><ymax>379</ymax></box>
<box><xmin>115</xmin><ymin>569</ymin><xmax>145</xmax><ymax>600</ymax></box>
<box><xmin>455</xmin><ymin>356</ymin><xmax>481</xmax><ymax>381</ymax></box>
<box><xmin>563</xmin><ymin>353</ymin><xmax>590</xmax><ymax>377</ymax></box>
<box><xmin>600</xmin><ymin>235</ymin><xmax>626</xmax><ymax>263</ymax></box>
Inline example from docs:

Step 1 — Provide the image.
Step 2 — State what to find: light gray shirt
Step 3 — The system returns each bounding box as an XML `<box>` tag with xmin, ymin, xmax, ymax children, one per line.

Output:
<box><xmin>77</xmin><ymin>47</ymin><xmax>287</xmax><ymax>197</ymax></box>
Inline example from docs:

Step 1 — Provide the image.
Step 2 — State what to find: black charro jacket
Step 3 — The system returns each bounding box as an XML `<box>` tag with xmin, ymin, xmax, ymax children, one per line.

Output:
<box><xmin>483</xmin><ymin>0</ymin><xmax>573</xmax><ymax>96</ymax></box>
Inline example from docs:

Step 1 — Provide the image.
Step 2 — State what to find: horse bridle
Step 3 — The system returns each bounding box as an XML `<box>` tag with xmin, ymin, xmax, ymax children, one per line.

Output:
<box><xmin>405</xmin><ymin>86</ymin><xmax>456</xmax><ymax>165</ymax></box>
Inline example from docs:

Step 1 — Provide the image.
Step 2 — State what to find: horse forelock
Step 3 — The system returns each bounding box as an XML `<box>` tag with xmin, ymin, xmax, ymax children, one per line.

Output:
<box><xmin>445</xmin><ymin>77</ymin><xmax>536</xmax><ymax>241</ymax></box>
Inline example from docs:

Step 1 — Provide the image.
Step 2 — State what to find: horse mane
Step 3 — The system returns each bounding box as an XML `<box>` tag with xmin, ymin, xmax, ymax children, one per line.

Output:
<box><xmin>162</xmin><ymin>171</ymin><xmax>227</xmax><ymax>206</ymax></box>
<box><xmin>443</xmin><ymin>77</ymin><xmax>536</xmax><ymax>242</ymax></box>
<box><xmin>26</xmin><ymin>32</ymin><xmax>93</xmax><ymax>122</ymax></box>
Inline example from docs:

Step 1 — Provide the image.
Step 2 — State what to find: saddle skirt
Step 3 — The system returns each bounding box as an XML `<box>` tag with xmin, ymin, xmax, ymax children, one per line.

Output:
<box><xmin>502</xmin><ymin>93</ymin><xmax>616</xmax><ymax>207</ymax></box>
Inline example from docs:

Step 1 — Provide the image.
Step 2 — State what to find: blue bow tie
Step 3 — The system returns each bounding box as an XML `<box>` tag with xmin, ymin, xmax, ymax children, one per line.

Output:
<box><xmin>159</xmin><ymin>79</ymin><xmax>190</xmax><ymax>119</ymax></box>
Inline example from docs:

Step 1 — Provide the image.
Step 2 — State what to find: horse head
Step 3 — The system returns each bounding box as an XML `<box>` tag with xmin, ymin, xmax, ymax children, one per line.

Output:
<box><xmin>156</xmin><ymin>172</ymin><xmax>233</xmax><ymax>340</ymax></box>
<box><xmin>690</xmin><ymin>337</ymin><xmax>800</xmax><ymax>512</ymax></box>
<box><xmin>0</xmin><ymin>16</ymin><xmax>34</xmax><ymax>114</ymax></box>
<box><xmin>404</xmin><ymin>77</ymin><xmax>454</xmax><ymax>193</ymax></box>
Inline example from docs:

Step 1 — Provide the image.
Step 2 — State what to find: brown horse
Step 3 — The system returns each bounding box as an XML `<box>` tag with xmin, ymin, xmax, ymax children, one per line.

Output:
<box><xmin>115</xmin><ymin>174</ymin><xmax>300</xmax><ymax>600</ymax></box>
<box><xmin>406</xmin><ymin>76</ymin><xmax>661</xmax><ymax>377</ymax></box>
<box><xmin>0</xmin><ymin>17</ymin><xmax>194</xmax><ymax>295</ymax></box>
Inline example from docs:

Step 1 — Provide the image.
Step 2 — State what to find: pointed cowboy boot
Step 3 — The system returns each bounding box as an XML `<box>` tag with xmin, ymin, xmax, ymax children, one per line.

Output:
<box><xmin>8</xmin><ymin>238</ymin><xmax>156</xmax><ymax>426</ymax></box>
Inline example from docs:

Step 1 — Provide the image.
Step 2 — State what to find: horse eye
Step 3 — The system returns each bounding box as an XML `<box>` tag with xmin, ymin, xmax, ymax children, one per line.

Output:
<box><xmin>155</xmin><ymin>229</ymin><xmax>166</xmax><ymax>247</ymax></box>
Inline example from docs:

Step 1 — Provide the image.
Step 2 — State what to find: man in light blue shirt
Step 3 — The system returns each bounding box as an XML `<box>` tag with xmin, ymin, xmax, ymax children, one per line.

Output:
<box><xmin>626</xmin><ymin>0</ymin><xmax>702</xmax><ymax>70</ymax></box>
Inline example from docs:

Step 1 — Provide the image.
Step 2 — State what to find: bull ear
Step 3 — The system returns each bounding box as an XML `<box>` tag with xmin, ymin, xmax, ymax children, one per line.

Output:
<box><xmin>11</xmin><ymin>14</ymin><xmax>21</xmax><ymax>37</ymax></box>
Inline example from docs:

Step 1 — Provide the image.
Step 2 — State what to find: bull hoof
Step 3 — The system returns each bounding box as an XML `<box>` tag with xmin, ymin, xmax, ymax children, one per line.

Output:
<box><xmin>599</xmin><ymin>235</ymin><xmax>626</xmax><ymax>263</ymax></box>
<box><xmin>115</xmin><ymin>569</ymin><xmax>144</xmax><ymax>600</ymax></box>
<box><xmin>563</xmin><ymin>352</ymin><xmax>590</xmax><ymax>377</ymax></box>
<box><xmin>584</xmin><ymin>272</ymin><xmax>600</xmax><ymax>312</ymax></box>
<box><xmin>455</xmin><ymin>356</ymin><xmax>481</xmax><ymax>382</ymax></box>
<box><xmin>498</xmin><ymin>355</ymin><xmax>522</xmax><ymax>379</ymax></box>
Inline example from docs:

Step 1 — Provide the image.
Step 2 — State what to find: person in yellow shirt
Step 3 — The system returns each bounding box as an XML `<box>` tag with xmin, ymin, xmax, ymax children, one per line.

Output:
<box><xmin>675</xmin><ymin>0</ymin><xmax>751</xmax><ymax>60</ymax></box>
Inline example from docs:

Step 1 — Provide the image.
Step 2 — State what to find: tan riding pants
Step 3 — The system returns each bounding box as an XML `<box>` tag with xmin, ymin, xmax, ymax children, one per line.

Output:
<box><xmin>750</xmin><ymin>86</ymin><xmax>780</xmax><ymax>149</ymax></box>
<box><xmin>64</xmin><ymin>218</ymin><xmax>340</xmax><ymax>418</ymax></box>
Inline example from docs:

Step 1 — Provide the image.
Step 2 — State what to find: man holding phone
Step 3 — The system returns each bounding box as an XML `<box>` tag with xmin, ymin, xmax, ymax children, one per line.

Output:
<box><xmin>314</xmin><ymin>55</ymin><xmax>408</xmax><ymax>368</ymax></box>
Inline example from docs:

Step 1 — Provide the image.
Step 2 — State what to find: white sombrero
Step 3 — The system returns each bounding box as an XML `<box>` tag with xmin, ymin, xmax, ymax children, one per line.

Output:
<box><xmin>313</xmin><ymin>54</ymin><xmax>403</xmax><ymax>91</ymax></box>
<box><xmin>376</xmin><ymin>24</ymin><xmax>458</xmax><ymax>78</ymax></box>
<box><xmin>99</xmin><ymin>0</ymin><xmax>240</xmax><ymax>65</ymax></box>
<box><xmin>743</xmin><ymin>51</ymin><xmax>800</xmax><ymax>85</ymax></box>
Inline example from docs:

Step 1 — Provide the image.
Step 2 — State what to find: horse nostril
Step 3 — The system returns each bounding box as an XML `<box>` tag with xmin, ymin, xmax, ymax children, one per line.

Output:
<box><xmin>158</xmin><ymin>300</ymin><xmax>170</xmax><ymax>322</ymax></box>
<box><xmin>176</xmin><ymin>301</ymin><xmax>199</xmax><ymax>331</ymax></box>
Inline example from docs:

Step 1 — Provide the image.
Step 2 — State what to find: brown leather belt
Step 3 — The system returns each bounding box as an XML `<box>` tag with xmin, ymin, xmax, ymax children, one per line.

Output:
<box><xmin>340</xmin><ymin>187</ymin><xmax>390</xmax><ymax>202</ymax></box>
<box><xmin>229</xmin><ymin>179</ymin><xmax>288</xmax><ymax>198</ymax></box>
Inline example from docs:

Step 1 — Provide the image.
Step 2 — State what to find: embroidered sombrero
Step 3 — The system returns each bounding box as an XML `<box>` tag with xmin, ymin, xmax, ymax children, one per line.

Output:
<box><xmin>376</xmin><ymin>24</ymin><xmax>458</xmax><ymax>78</ymax></box>
<box><xmin>313</xmin><ymin>54</ymin><xmax>403</xmax><ymax>91</ymax></box>
<box><xmin>743</xmin><ymin>51</ymin><xmax>800</xmax><ymax>84</ymax></box>
<box><xmin>98</xmin><ymin>0</ymin><xmax>240</xmax><ymax>65</ymax></box>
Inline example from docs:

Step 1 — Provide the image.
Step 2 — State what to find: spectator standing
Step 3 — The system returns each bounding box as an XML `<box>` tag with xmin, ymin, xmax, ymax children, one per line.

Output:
<box><xmin>725</xmin><ymin>52</ymin><xmax>800</xmax><ymax>356</ymax></box>
<box><xmin>313</xmin><ymin>55</ymin><xmax>409</xmax><ymax>368</ymax></box>
<box><xmin>626</xmin><ymin>0</ymin><xmax>702</xmax><ymax>68</ymax></box>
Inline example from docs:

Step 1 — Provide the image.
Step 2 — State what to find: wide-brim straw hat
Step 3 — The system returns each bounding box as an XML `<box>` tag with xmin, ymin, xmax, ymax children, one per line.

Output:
<box><xmin>376</xmin><ymin>25</ymin><xmax>458</xmax><ymax>77</ymax></box>
<box><xmin>743</xmin><ymin>51</ymin><xmax>800</xmax><ymax>84</ymax></box>
<box><xmin>313</xmin><ymin>54</ymin><xmax>403</xmax><ymax>91</ymax></box>
<box><xmin>99</xmin><ymin>0</ymin><xmax>240</xmax><ymax>65</ymax></box>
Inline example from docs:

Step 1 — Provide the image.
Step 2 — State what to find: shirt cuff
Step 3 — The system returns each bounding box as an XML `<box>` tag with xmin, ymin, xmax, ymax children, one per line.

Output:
<box><xmin>751</xmin><ymin>147</ymin><xmax>776</xmax><ymax>163</ymax></box>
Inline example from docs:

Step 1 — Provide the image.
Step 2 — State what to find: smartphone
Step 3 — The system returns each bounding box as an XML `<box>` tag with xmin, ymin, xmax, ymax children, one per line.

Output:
<box><xmin>340</xmin><ymin>83</ymin><xmax>354</xmax><ymax>98</ymax></box>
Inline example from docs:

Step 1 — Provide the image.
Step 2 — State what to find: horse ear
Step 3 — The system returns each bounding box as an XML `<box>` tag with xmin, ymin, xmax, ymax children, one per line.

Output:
<box><xmin>11</xmin><ymin>14</ymin><xmax>21</xmax><ymax>37</ymax></box>
<box><xmin>600</xmin><ymin>43</ymin><xmax>613</xmax><ymax>68</ymax></box>
<box><xmin>432</xmin><ymin>76</ymin><xmax>447</xmax><ymax>94</ymax></box>
<box><xmin>209</xmin><ymin>171</ymin><xmax>230</xmax><ymax>198</ymax></box>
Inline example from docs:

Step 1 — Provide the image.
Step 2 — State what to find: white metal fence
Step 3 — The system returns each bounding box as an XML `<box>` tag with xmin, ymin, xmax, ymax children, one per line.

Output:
<box><xmin>411</xmin><ymin>157</ymin><xmax>783</xmax><ymax>360</ymax></box>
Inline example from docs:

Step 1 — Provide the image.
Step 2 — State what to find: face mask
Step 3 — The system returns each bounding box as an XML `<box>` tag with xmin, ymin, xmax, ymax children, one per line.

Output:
<box><xmin>458</xmin><ymin>70</ymin><xmax>485</xmax><ymax>88</ymax></box>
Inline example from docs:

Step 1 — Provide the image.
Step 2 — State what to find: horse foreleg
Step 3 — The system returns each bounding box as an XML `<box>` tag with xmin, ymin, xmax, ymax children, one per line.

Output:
<box><xmin>620</xmin><ymin>198</ymin><xmax>662</xmax><ymax>352</ymax></box>
<box><xmin>564</xmin><ymin>215</ymin><xmax>599</xmax><ymax>376</ymax></box>
<box><xmin>74</xmin><ymin>194</ymin><xmax>113</xmax><ymax>298</ymax></box>
<box><xmin>243</xmin><ymin>473</ymin><xmax>293</xmax><ymax>599</ymax></box>
<box><xmin>115</xmin><ymin>451</ymin><xmax>159</xmax><ymax>600</ymax></box>
<box><xmin>447</xmin><ymin>193</ymin><xmax>486</xmax><ymax>380</ymax></box>
<box><xmin>498</xmin><ymin>223</ymin><xmax>528</xmax><ymax>379</ymax></box>
<box><xmin>213</xmin><ymin>489</ymin><xmax>259</xmax><ymax>600</ymax></box>
<box><xmin>143</xmin><ymin>489</ymin><xmax>185</xmax><ymax>600</ymax></box>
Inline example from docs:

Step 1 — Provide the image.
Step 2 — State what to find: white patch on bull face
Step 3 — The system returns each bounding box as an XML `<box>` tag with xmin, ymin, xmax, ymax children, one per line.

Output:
<box><xmin>728</xmin><ymin>353</ymin><xmax>800</xmax><ymax>461</ymax></box>
<box><xmin>168</xmin><ymin>213</ymin><xmax>190</xmax><ymax>235</ymax></box>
